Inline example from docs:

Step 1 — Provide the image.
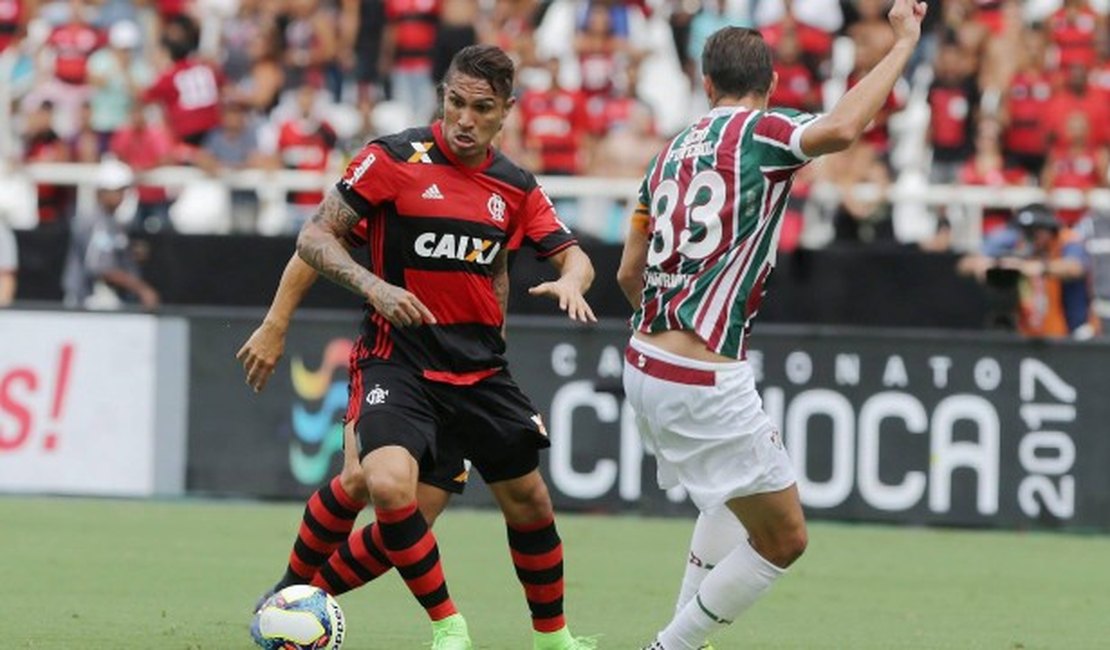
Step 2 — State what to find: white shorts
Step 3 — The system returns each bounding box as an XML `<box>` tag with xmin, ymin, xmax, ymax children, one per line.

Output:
<box><xmin>622</xmin><ymin>337</ymin><xmax>796</xmax><ymax>511</ymax></box>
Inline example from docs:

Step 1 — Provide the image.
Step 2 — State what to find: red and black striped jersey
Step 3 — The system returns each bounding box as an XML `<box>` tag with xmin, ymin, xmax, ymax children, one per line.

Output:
<box><xmin>337</xmin><ymin>121</ymin><xmax>576</xmax><ymax>384</ymax></box>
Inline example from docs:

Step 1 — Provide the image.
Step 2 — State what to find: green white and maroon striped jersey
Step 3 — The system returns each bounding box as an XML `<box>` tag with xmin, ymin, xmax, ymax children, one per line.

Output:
<box><xmin>631</xmin><ymin>105</ymin><xmax>819</xmax><ymax>359</ymax></box>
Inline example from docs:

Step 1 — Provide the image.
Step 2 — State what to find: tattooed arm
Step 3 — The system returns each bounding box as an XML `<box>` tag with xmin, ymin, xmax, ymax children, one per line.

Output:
<box><xmin>491</xmin><ymin>248</ymin><xmax>509</xmax><ymax>339</ymax></box>
<box><xmin>297</xmin><ymin>188</ymin><xmax>436</xmax><ymax>327</ymax></box>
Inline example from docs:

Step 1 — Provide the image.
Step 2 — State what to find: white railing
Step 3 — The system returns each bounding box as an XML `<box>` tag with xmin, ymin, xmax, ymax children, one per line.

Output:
<box><xmin>4</xmin><ymin>161</ymin><xmax>1109</xmax><ymax>251</ymax></box>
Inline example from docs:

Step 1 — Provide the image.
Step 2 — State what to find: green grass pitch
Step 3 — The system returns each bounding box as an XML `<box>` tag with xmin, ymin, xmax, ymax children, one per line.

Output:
<box><xmin>3</xmin><ymin>496</ymin><xmax>1109</xmax><ymax>649</ymax></box>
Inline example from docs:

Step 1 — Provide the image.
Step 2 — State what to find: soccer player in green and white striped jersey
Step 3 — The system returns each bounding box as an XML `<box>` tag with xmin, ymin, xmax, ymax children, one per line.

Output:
<box><xmin>618</xmin><ymin>3</ymin><xmax>927</xmax><ymax>648</ymax></box>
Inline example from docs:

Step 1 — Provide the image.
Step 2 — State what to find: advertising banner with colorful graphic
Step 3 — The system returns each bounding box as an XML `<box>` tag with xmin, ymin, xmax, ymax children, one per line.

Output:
<box><xmin>0</xmin><ymin>310</ymin><xmax>188</xmax><ymax>496</ymax></box>
<box><xmin>186</xmin><ymin>314</ymin><xmax>361</xmax><ymax>499</ymax></box>
<box><xmin>185</xmin><ymin>312</ymin><xmax>1110</xmax><ymax>530</ymax></box>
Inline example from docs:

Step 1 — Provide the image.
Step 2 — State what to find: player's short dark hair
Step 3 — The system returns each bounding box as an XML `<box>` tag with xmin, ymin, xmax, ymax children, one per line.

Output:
<box><xmin>702</xmin><ymin>27</ymin><xmax>774</xmax><ymax>99</ymax></box>
<box><xmin>444</xmin><ymin>44</ymin><xmax>516</xmax><ymax>100</ymax></box>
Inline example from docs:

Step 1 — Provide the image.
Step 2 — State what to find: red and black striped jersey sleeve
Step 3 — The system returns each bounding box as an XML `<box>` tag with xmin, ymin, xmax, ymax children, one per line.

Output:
<box><xmin>336</xmin><ymin>142</ymin><xmax>400</xmax><ymax>213</ymax></box>
<box><xmin>509</xmin><ymin>182</ymin><xmax>578</xmax><ymax>258</ymax></box>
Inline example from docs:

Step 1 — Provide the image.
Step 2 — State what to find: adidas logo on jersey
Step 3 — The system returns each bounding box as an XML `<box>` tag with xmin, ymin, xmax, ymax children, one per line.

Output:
<box><xmin>422</xmin><ymin>184</ymin><xmax>444</xmax><ymax>200</ymax></box>
<box><xmin>414</xmin><ymin>232</ymin><xmax>501</xmax><ymax>265</ymax></box>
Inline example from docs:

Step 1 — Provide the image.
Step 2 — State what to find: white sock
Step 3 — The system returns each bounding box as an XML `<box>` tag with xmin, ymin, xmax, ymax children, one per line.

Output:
<box><xmin>674</xmin><ymin>506</ymin><xmax>747</xmax><ymax>614</ymax></box>
<box><xmin>659</xmin><ymin>540</ymin><xmax>785</xmax><ymax>650</ymax></box>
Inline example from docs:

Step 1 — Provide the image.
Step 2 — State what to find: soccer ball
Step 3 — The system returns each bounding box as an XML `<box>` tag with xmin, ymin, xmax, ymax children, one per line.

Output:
<box><xmin>251</xmin><ymin>585</ymin><xmax>345</xmax><ymax>650</ymax></box>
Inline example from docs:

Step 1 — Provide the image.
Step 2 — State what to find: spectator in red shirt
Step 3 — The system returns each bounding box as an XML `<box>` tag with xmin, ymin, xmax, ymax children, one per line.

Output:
<box><xmin>0</xmin><ymin>0</ymin><xmax>26</xmax><ymax>54</ymax></box>
<box><xmin>1042</xmin><ymin>112</ymin><xmax>1107</xmax><ymax>227</ymax></box>
<box><xmin>143</xmin><ymin>14</ymin><xmax>223</xmax><ymax>148</ymax></box>
<box><xmin>1045</xmin><ymin>62</ymin><xmax>1109</xmax><ymax>149</ymax></box>
<box><xmin>110</xmin><ymin>105</ymin><xmax>177</xmax><ymax>232</ymax></box>
<box><xmin>1045</xmin><ymin>0</ymin><xmax>1100</xmax><ymax>70</ymax></box>
<box><xmin>928</xmin><ymin>38</ymin><xmax>978</xmax><ymax>184</ymax></box>
<box><xmin>45</xmin><ymin>0</ymin><xmax>106</xmax><ymax>86</ymax></box>
<box><xmin>23</xmin><ymin>0</ymin><xmax>105</xmax><ymax>138</ymax></box>
<box><xmin>1001</xmin><ymin>29</ymin><xmax>1053</xmax><ymax>176</ymax></box>
<box><xmin>22</xmin><ymin>100</ymin><xmax>72</xmax><ymax>229</ymax></box>
<box><xmin>960</xmin><ymin>117</ymin><xmax>1031</xmax><ymax>234</ymax></box>
<box><xmin>574</xmin><ymin>2</ymin><xmax>629</xmax><ymax>102</ymax></box>
<box><xmin>274</xmin><ymin>81</ymin><xmax>338</xmax><ymax>231</ymax></box>
<box><xmin>382</xmin><ymin>0</ymin><xmax>439</xmax><ymax>125</ymax></box>
<box><xmin>770</xmin><ymin>29</ymin><xmax>820</xmax><ymax>113</ymax></box>
<box><xmin>518</xmin><ymin>58</ymin><xmax>592</xmax><ymax>176</ymax></box>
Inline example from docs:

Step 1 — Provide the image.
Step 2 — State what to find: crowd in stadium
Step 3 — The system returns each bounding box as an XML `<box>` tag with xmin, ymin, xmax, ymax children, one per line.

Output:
<box><xmin>1</xmin><ymin>0</ymin><xmax>1109</xmax><ymax>334</ymax></box>
<box><xmin>1</xmin><ymin>0</ymin><xmax>1108</xmax><ymax>237</ymax></box>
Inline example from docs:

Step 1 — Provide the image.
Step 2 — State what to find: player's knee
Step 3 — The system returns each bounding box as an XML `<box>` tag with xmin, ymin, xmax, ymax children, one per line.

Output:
<box><xmin>497</xmin><ymin>475</ymin><xmax>553</xmax><ymax>523</ymax></box>
<box><xmin>365</xmin><ymin>471</ymin><xmax>415</xmax><ymax>509</ymax></box>
<box><xmin>756</xmin><ymin>523</ymin><xmax>808</xmax><ymax>568</ymax></box>
<box><xmin>339</xmin><ymin>464</ymin><xmax>368</xmax><ymax>503</ymax></box>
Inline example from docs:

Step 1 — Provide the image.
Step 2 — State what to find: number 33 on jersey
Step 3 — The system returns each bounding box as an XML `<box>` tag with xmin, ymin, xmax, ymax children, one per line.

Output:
<box><xmin>632</xmin><ymin>107</ymin><xmax>818</xmax><ymax>358</ymax></box>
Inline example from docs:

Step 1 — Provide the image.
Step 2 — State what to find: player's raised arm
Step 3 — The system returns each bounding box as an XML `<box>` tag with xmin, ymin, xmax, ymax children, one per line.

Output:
<box><xmin>528</xmin><ymin>244</ymin><xmax>598</xmax><ymax>323</ymax></box>
<box><xmin>800</xmin><ymin>0</ymin><xmax>926</xmax><ymax>157</ymax></box>
<box><xmin>297</xmin><ymin>188</ymin><xmax>436</xmax><ymax>327</ymax></box>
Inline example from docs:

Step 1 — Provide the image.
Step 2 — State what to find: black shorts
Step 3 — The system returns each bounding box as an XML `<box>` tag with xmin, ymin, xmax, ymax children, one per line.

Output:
<box><xmin>347</xmin><ymin>361</ymin><xmax>469</xmax><ymax>494</ymax></box>
<box><xmin>349</xmin><ymin>359</ymin><xmax>549</xmax><ymax>485</ymax></box>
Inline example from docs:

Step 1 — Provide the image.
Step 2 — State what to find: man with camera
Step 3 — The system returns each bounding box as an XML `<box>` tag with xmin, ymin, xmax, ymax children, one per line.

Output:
<box><xmin>958</xmin><ymin>203</ymin><xmax>1100</xmax><ymax>338</ymax></box>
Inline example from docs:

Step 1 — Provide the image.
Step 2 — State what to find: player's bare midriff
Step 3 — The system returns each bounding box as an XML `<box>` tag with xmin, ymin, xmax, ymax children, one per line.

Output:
<box><xmin>633</xmin><ymin>329</ymin><xmax>736</xmax><ymax>364</ymax></box>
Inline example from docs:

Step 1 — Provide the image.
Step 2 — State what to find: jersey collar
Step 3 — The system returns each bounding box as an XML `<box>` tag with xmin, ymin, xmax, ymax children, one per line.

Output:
<box><xmin>432</xmin><ymin>121</ymin><xmax>495</xmax><ymax>174</ymax></box>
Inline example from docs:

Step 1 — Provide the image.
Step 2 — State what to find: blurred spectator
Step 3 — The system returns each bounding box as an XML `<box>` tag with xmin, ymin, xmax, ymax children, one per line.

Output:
<box><xmin>22</xmin><ymin>99</ymin><xmax>72</xmax><ymax>228</ymax></box>
<box><xmin>928</xmin><ymin>37</ymin><xmax>979</xmax><ymax>184</ymax></box>
<box><xmin>43</xmin><ymin>0</ymin><xmax>103</xmax><ymax>86</ymax></box>
<box><xmin>142</xmin><ymin>13</ymin><xmax>223</xmax><ymax>148</ymax></box>
<box><xmin>686</xmin><ymin>0</ymin><xmax>749</xmax><ymax>86</ymax></box>
<box><xmin>282</xmin><ymin>0</ymin><xmax>341</xmax><ymax>100</ymax></box>
<box><xmin>574</xmin><ymin>1</ymin><xmax>630</xmax><ymax>102</ymax></box>
<box><xmin>68</xmin><ymin>100</ymin><xmax>100</xmax><ymax>162</ymax></box>
<box><xmin>1041</xmin><ymin>112</ymin><xmax>1107</xmax><ymax>227</ymax></box>
<box><xmin>197</xmin><ymin>98</ymin><xmax>269</xmax><ymax>232</ymax></box>
<box><xmin>25</xmin><ymin>0</ymin><xmax>105</xmax><ymax>138</ymax></box>
<box><xmin>220</xmin><ymin>0</ymin><xmax>268</xmax><ymax>84</ymax></box>
<box><xmin>227</xmin><ymin>20</ymin><xmax>284</xmax><ymax>115</ymax></box>
<box><xmin>483</xmin><ymin>0</ymin><xmax>538</xmax><ymax>59</ymax></box>
<box><xmin>432</xmin><ymin>0</ymin><xmax>479</xmax><ymax>84</ymax></box>
<box><xmin>958</xmin><ymin>203</ymin><xmax>1099</xmax><ymax>338</ymax></box>
<box><xmin>273</xmin><ymin>82</ymin><xmax>337</xmax><ymax>231</ymax></box>
<box><xmin>350</xmin><ymin>0</ymin><xmax>386</xmax><ymax>103</ymax></box>
<box><xmin>827</xmin><ymin>142</ymin><xmax>895</xmax><ymax>245</ymax></box>
<box><xmin>0</xmin><ymin>212</ymin><xmax>16</xmax><ymax>306</ymax></box>
<box><xmin>757</xmin><ymin>0</ymin><xmax>840</xmax><ymax>71</ymax></box>
<box><xmin>383</xmin><ymin>0</ymin><xmax>439</xmax><ymax>125</ymax></box>
<box><xmin>0</xmin><ymin>0</ymin><xmax>28</xmax><ymax>54</ymax></box>
<box><xmin>587</xmin><ymin>99</ymin><xmax>661</xmax><ymax>177</ymax></box>
<box><xmin>1045</xmin><ymin>0</ymin><xmax>1101</xmax><ymax>70</ymax></box>
<box><xmin>959</xmin><ymin>117</ymin><xmax>1030</xmax><ymax>234</ymax></box>
<box><xmin>518</xmin><ymin>58</ymin><xmax>591</xmax><ymax>175</ymax></box>
<box><xmin>86</xmin><ymin>20</ymin><xmax>152</xmax><ymax>140</ymax></box>
<box><xmin>62</xmin><ymin>159</ymin><xmax>160</xmax><ymax>311</ymax></box>
<box><xmin>769</xmin><ymin>27</ymin><xmax>820</xmax><ymax>113</ymax></box>
<box><xmin>1001</xmin><ymin>29</ymin><xmax>1053</xmax><ymax>176</ymax></box>
<box><xmin>1045</xmin><ymin>62</ymin><xmax>1109</xmax><ymax>149</ymax></box>
<box><xmin>845</xmin><ymin>0</ymin><xmax>905</xmax><ymax>158</ymax></box>
<box><xmin>109</xmin><ymin>105</ymin><xmax>176</xmax><ymax>232</ymax></box>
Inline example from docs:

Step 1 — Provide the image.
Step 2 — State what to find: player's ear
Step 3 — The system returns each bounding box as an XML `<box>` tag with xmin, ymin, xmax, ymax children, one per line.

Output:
<box><xmin>766</xmin><ymin>71</ymin><xmax>779</xmax><ymax>104</ymax></box>
<box><xmin>702</xmin><ymin>76</ymin><xmax>714</xmax><ymax>104</ymax></box>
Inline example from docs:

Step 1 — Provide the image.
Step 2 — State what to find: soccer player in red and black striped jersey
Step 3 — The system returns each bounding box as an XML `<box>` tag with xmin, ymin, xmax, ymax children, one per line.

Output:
<box><xmin>282</xmin><ymin>44</ymin><xmax>596</xmax><ymax>650</ymax></box>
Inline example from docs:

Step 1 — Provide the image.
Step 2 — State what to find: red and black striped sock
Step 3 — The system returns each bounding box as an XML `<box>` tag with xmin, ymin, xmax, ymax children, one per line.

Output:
<box><xmin>508</xmin><ymin>516</ymin><xmax>566</xmax><ymax>633</ymax></box>
<box><xmin>375</xmin><ymin>502</ymin><xmax>457</xmax><ymax>621</ymax></box>
<box><xmin>312</xmin><ymin>522</ymin><xmax>393</xmax><ymax>595</ymax></box>
<box><xmin>280</xmin><ymin>477</ymin><xmax>365</xmax><ymax>587</ymax></box>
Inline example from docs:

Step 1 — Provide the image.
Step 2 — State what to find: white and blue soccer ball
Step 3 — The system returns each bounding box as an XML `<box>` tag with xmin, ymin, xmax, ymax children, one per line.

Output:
<box><xmin>251</xmin><ymin>585</ymin><xmax>345</xmax><ymax>650</ymax></box>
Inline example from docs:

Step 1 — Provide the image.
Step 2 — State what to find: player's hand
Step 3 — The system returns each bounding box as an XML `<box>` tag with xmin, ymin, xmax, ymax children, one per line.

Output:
<box><xmin>236</xmin><ymin>320</ymin><xmax>287</xmax><ymax>393</ymax></box>
<box><xmin>888</xmin><ymin>0</ymin><xmax>927</xmax><ymax>44</ymax></box>
<box><xmin>369</xmin><ymin>282</ymin><xmax>437</xmax><ymax>327</ymax></box>
<box><xmin>528</xmin><ymin>279</ymin><xmax>598</xmax><ymax>324</ymax></box>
